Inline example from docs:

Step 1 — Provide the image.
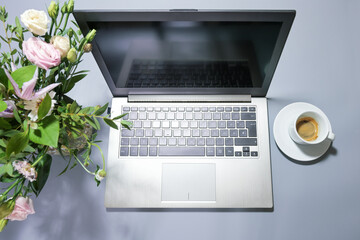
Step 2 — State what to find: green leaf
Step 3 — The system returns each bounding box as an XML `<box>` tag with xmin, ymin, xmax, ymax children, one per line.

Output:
<box><xmin>84</xmin><ymin>115</ymin><xmax>98</xmax><ymax>130</ymax></box>
<box><xmin>12</xmin><ymin>108</ymin><xmax>21</xmax><ymax>124</ymax></box>
<box><xmin>79</xmin><ymin>106</ymin><xmax>94</xmax><ymax>114</ymax></box>
<box><xmin>29</xmin><ymin>115</ymin><xmax>59</xmax><ymax>147</ymax></box>
<box><xmin>94</xmin><ymin>103</ymin><xmax>108</xmax><ymax>116</ymax></box>
<box><xmin>120</xmin><ymin>120</ymin><xmax>133</xmax><ymax>130</ymax></box>
<box><xmin>63</xmin><ymin>74</ymin><xmax>87</xmax><ymax>93</ymax></box>
<box><xmin>69</xmin><ymin>101</ymin><xmax>79</xmax><ymax>113</ymax></box>
<box><xmin>0</xmin><ymin>119</ymin><xmax>12</xmax><ymax>130</ymax></box>
<box><xmin>11</xmin><ymin>65</ymin><xmax>36</xmax><ymax>88</ymax></box>
<box><xmin>37</xmin><ymin>93</ymin><xmax>51</xmax><ymax>120</ymax></box>
<box><xmin>0</xmin><ymin>100</ymin><xmax>7</xmax><ymax>112</ymax></box>
<box><xmin>112</xmin><ymin>113</ymin><xmax>128</xmax><ymax>120</ymax></box>
<box><xmin>15</xmin><ymin>16</ymin><xmax>22</xmax><ymax>37</ymax></box>
<box><xmin>6</xmin><ymin>130</ymin><xmax>29</xmax><ymax>157</ymax></box>
<box><xmin>31</xmin><ymin>154</ymin><xmax>52</xmax><ymax>197</ymax></box>
<box><xmin>0</xmin><ymin>68</ymin><xmax>11</xmax><ymax>90</ymax></box>
<box><xmin>93</xmin><ymin>117</ymin><xmax>100</xmax><ymax>130</ymax></box>
<box><xmin>103</xmin><ymin>118</ymin><xmax>118</xmax><ymax>130</ymax></box>
<box><xmin>0</xmin><ymin>163</ymin><xmax>13</xmax><ymax>177</ymax></box>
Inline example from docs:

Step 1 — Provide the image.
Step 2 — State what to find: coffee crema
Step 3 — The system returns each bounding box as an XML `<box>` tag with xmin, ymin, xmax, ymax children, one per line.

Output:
<box><xmin>296</xmin><ymin>117</ymin><xmax>319</xmax><ymax>141</ymax></box>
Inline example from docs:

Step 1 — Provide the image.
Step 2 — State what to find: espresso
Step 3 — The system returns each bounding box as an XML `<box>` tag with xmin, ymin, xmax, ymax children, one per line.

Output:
<box><xmin>296</xmin><ymin>117</ymin><xmax>319</xmax><ymax>141</ymax></box>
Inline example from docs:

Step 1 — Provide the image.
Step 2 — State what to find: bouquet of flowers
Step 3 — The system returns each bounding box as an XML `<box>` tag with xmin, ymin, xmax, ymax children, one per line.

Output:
<box><xmin>0</xmin><ymin>0</ymin><xmax>130</xmax><ymax>231</ymax></box>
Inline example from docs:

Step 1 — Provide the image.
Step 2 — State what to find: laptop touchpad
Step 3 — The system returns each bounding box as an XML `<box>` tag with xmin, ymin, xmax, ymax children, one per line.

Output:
<box><xmin>161</xmin><ymin>163</ymin><xmax>216</xmax><ymax>201</ymax></box>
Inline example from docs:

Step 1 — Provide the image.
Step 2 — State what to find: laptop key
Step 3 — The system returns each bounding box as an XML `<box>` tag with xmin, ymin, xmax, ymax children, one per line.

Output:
<box><xmin>122</xmin><ymin>129</ymin><xmax>134</xmax><ymax>137</ymax></box>
<box><xmin>129</xmin><ymin>112</ymin><xmax>138</xmax><ymax>120</ymax></box>
<box><xmin>121</xmin><ymin>138</ymin><xmax>129</xmax><ymax>145</ymax></box>
<box><xmin>236</xmin><ymin>121</ymin><xmax>245</xmax><ymax>128</ymax></box>
<box><xmin>130</xmin><ymin>147</ymin><xmax>138</xmax><ymax>156</ymax></box>
<box><xmin>232</xmin><ymin>113</ymin><xmax>240</xmax><ymax>120</ymax></box>
<box><xmin>246</xmin><ymin>121</ymin><xmax>257</xmax><ymax>137</ymax></box>
<box><xmin>149</xmin><ymin>138</ymin><xmax>158</xmax><ymax>146</ymax></box>
<box><xmin>225</xmin><ymin>138</ymin><xmax>233</xmax><ymax>146</ymax></box>
<box><xmin>251</xmin><ymin>151</ymin><xmax>258</xmax><ymax>157</ymax></box>
<box><xmin>130</xmin><ymin>138</ymin><xmax>139</xmax><ymax>145</ymax></box>
<box><xmin>159</xmin><ymin>138</ymin><xmax>167</xmax><ymax>146</ymax></box>
<box><xmin>235</xmin><ymin>138</ymin><xmax>257</xmax><ymax>146</ymax></box>
<box><xmin>149</xmin><ymin>147</ymin><xmax>157</xmax><ymax>156</ymax></box>
<box><xmin>135</xmin><ymin>129</ymin><xmax>144</xmax><ymax>137</ymax></box>
<box><xmin>139</xmin><ymin>147</ymin><xmax>148</xmax><ymax>156</ymax></box>
<box><xmin>239</xmin><ymin>129</ymin><xmax>247</xmax><ymax>137</ymax></box>
<box><xmin>230</xmin><ymin>129</ymin><xmax>238</xmax><ymax>137</ymax></box>
<box><xmin>243</xmin><ymin>152</ymin><xmax>250</xmax><ymax>157</ymax></box>
<box><xmin>140</xmin><ymin>138</ymin><xmax>148</xmax><ymax>145</ymax></box>
<box><xmin>206</xmin><ymin>138</ymin><xmax>215</xmax><ymax>146</ymax></box>
<box><xmin>197</xmin><ymin>138</ymin><xmax>205</xmax><ymax>146</ymax></box>
<box><xmin>241</xmin><ymin>113</ymin><xmax>256</xmax><ymax>120</ymax></box>
<box><xmin>158</xmin><ymin>147</ymin><xmax>205</xmax><ymax>156</ymax></box>
<box><xmin>235</xmin><ymin>151</ymin><xmax>242</xmax><ymax>157</ymax></box>
<box><xmin>120</xmin><ymin>147</ymin><xmax>129</xmax><ymax>156</ymax></box>
<box><xmin>216</xmin><ymin>147</ymin><xmax>224</xmax><ymax>156</ymax></box>
<box><xmin>220</xmin><ymin>130</ymin><xmax>228</xmax><ymax>137</ymax></box>
<box><xmin>206</xmin><ymin>147</ymin><xmax>215</xmax><ymax>156</ymax></box>
<box><xmin>243</xmin><ymin>147</ymin><xmax>250</xmax><ymax>152</ymax></box>
<box><xmin>168</xmin><ymin>138</ymin><xmax>177</xmax><ymax>146</ymax></box>
<box><xmin>225</xmin><ymin>147</ymin><xmax>234</xmax><ymax>156</ymax></box>
<box><xmin>178</xmin><ymin>138</ymin><xmax>186</xmax><ymax>146</ymax></box>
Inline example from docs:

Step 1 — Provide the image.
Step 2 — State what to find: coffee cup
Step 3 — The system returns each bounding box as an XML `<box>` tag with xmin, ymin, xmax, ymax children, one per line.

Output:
<box><xmin>289</xmin><ymin>111</ymin><xmax>335</xmax><ymax>145</ymax></box>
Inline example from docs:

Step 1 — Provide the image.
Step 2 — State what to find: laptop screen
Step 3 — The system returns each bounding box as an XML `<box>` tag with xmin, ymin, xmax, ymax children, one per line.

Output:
<box><xmin>75</xmin><ymin>11</ymin><xmax>295</xmax><ymax>96</ymax></box>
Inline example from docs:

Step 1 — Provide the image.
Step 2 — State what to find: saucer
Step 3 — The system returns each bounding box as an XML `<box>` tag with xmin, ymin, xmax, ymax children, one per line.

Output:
<box><xmin>273</xmin><ymin>102</ymin><xmax>333</xmax><ymax>161</ymax></box>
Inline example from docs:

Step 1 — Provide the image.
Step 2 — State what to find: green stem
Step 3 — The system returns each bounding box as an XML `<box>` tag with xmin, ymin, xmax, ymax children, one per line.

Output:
<box><xmin>92</xmin><ymin>143</ymin><xmax>106</xmax><ymax>169</ymax></box>
<box><xmin>74</xmin><ymin>155</ymin><xmax>94</xmax><ymax>175</ymax></box>
<box><xmin>49</xmin><ymin>21</ymin><xmax>54</xmax><ymax>36</ymax></box>
<box><xmin>2</xmin><ymin>179</ymin><xmax>21</xmax><ymax>196</ymax></box>
<box><xmin>63</xmin><ymin>13</ymin><xmax>70</xmax><ymax>32</ymax></box>
<box><xmin>2</xmin><ymin>21</ymin><xmax>14</xmax><ymax>63</ymax></box>
<box><xmin>31</xmin><ymin>147</ymin><xmax>49</xmax><ymax>167</ymax></box>
<box><xmin>54</xmin><ymin>13</ymin><xmax>64</xmax><ymax>35</ymax></box>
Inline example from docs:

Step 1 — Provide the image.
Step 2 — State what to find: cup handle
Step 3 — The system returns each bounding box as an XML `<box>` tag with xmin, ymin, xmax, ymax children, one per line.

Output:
<box><xmin>328</xmin><ymin>132</ymin><xmax>335</xmax><ymax>141</ymax></box>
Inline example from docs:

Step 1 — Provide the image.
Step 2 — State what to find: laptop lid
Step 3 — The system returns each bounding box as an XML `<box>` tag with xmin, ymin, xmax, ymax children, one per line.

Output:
<box><xmin>74</xmin><ymin>10</ymin><xmax>295</xmax><ymax>97</ymax></box>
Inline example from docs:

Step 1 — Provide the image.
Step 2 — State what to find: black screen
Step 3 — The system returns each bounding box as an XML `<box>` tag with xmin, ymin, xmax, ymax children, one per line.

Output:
<box><xmin>90</xmin><ymin>21</ymin><xmax>282</xmax><ymax>89</ymax></box>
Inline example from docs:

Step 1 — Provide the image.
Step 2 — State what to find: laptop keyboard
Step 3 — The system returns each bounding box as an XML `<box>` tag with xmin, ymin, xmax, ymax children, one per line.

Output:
<box><xmin>119</xmin><ymin>106</ymin><xmax>259</xmax><ymax>158</ymax></box>
<box><xmin>126</xmin><ymin>60</ymin><xmax>253</xmax><ymax>88</ymax></box>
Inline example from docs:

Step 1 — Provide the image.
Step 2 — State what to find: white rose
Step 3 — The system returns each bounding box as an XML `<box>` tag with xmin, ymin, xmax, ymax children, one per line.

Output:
<box><xmin>50</xmin><ymin>36</ymin><xmax>70</xmax><ymax>58</ymax></box>
<box><xmin>20</xmin><ymin>9</ymin><xmax>49</xmax><ymax>36</ymax></box>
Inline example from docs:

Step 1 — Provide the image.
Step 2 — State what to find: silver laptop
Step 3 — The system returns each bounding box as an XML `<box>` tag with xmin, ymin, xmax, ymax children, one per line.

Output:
<box><xmin>74</xmin><ymin>10</ymin><xmax>295</xmax><ymax>208</ymax></box>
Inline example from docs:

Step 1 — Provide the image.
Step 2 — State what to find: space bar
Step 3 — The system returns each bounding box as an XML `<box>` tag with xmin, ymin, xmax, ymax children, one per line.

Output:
<box><xmin>159</xmin><ymin>147</ymin><xmax>205</xmax><ymax>156</ymax></box>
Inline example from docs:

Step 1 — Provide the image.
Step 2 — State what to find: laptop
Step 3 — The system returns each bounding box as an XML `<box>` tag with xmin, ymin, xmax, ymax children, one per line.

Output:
<box><xmin>74</xmin><ymin>10</ymin><xmax>295</xmax><ymax>208</ymax></box>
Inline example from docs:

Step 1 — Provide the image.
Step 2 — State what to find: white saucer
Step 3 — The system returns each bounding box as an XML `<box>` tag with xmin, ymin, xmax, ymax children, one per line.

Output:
<box><xmin>273</xmin><ymin>102</ymin><xmax>333</xmax><ymax>161</ymax></box>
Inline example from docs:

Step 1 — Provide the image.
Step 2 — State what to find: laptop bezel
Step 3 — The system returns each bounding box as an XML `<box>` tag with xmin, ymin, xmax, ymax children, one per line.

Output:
<box><xmin>74</xmin><ymin>10</ymin><xmax>295</xmax><ymax>97</ymax></box>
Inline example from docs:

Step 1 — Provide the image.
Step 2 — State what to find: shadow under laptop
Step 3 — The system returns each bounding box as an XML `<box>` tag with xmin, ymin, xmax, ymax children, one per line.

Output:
<box><xmin>106</xmin><ymin>207</ymin><xmax>274</xmax><ymax>213</ymax></box>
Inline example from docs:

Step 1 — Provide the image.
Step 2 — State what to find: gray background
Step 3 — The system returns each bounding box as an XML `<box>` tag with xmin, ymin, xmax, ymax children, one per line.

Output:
<box><xmin>1</xmin><ymin>0</ymin><xmax>360</xmax><ymax>239</ymax></box>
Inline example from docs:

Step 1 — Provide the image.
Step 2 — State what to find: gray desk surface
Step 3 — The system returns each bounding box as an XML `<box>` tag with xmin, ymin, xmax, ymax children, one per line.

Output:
<box><xmin>2</xmin><ymin>0</ymin><xmax>360</xmax><ymax>239</ymax></box>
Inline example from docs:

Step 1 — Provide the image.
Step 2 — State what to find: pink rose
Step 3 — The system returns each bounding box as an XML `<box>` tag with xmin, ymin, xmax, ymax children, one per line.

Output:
<box><xmin>5</xmin><ymin>197</ymin><xmax>35</xmax><ymax>221</ymax></box>
<box><xmin>23</xmin><ymin>37</ymin><xmax>61</xmax><ymax>70</ymax></box>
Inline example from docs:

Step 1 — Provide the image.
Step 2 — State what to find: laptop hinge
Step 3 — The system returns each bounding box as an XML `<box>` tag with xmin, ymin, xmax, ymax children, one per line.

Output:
<box><xmin>128</xmin><ymin>95</ymin><xmax>251</xmax><ymax>103</ymax></box>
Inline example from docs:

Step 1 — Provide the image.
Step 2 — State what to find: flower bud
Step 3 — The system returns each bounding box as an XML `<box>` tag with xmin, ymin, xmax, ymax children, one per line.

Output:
<box><xmin>67</xmin><ymin>0</ymin><xmax>74</xmax><ymax>13</ymax></box>
<box><xmin>0</xmin><ymin>219</ymin><xmax>8</xmax><ymax>232</ymax></box>
<box><xmin>67</xmin><ymin>28</ymin><xmax>74</xmax><ymax>38</ymax></box>
<box><xmin>0</xmin><ymin>195</ymin><xmax>6</xmax><ymax>203</ymax></box>
<box><xmin>83</xmin><ymin>43</ymin><xmax>92</xmax><ymax>52</ymax></box>
<box><xmin>48</xmin><ymin>1</ymin><xmax>59</xmax><ymax>19</ymax></box>
<box><xmin>61</xmin><ymin>3</ymin><xmax>67</xmax><ymax>14</ymax></box>
<box><xmin>0</xmin><ymin>83</ymin><xmax>6</xmax><ymax>93</ymax></box>
<box><xmin>85</xmin><ymin>29</ymin><xmax>96</xmax><ymax>42</ymax></box>
<box><xmin>0</xmin><ymin>200</ymin><xmax>15</xmax><ymax>220</ymax></box>
<box><xmin>95</xmin><ymin>169</ymin><xmax>106</xmax><ymax>181</ymax></box>
<box><xmin>67</xmin><ymin>48</ymin><xmax>77</xmax><ymax>63</ymax></box>
<box><xmin>99</xmin><ymin>170</ymin><xmax>106</xmax><ymax>178</ymax></box>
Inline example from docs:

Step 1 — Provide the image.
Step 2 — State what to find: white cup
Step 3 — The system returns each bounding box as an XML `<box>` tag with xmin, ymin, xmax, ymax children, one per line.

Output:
<box><xmin>289</xmin><ymin>111</ymin><xmax>335</xmax><ymax>145</ymax></box>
